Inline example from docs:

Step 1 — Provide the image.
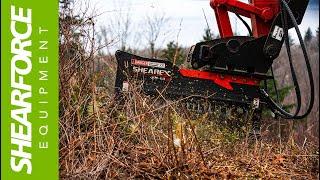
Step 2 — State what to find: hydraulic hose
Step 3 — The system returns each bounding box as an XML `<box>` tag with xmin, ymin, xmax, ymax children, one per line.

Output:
<box><xmin>235</xmin><ymin>12</ymin><xmax>253</xmax><ymax>36</ymax></box>
<box><xmin>280</xmin><ymin>1</ymin><xmax>302</xmax><ymax>116</ymax></box>
<box><xmin>262</xmin><ymin>0</ymin><xmax>315</xmax><ymax>120</ymax></box>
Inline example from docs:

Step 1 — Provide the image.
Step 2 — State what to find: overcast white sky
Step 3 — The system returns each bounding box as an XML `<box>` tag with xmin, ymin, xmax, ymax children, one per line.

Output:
<box><xmin>84</xmin><ymin>0</ymin><xmax>319</xmax><ymax>50</ymax></box>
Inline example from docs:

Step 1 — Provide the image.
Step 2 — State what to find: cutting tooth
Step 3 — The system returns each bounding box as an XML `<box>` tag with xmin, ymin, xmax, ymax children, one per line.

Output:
<box><xmin>215</xmin><ymin>106</ymin><xmax>220</xmax><ymax>116</ymax></box>
<box><xmin>208</xmin><ymin>103</ymin><xmax>213</xmax><ymax>114</ymax></box>
<box><xmin>203</xmin><ymin>102</ymin><xmax>209</xmax><ymax>113</ymax></box>
<box><xmin>192</xmin><ymin>102</ymin><xmax>197</xmax><ymax>111</ymax></box>
<box><xmin>226</xmin><ymin>108</ymin><xmax>232</xmax><ymax>119</ymax></box>
<box><xmin>186</xmin><ymin>102</ymin><xmax>191</xmax><ymax>111</ymax></box>
<box><xmin>197</xmin><ymin>102</ymin><xmax>201</xmax><ymax>113</ymax></box>
<box><xmin>189</xmin><ymin>102</ymin><xmax>192</xmax><ymax>111</ymax></box>
<box><xmin>190</xmin><ymin>102</ymin><xmax>194</xmax><ymax>111</ymax></box>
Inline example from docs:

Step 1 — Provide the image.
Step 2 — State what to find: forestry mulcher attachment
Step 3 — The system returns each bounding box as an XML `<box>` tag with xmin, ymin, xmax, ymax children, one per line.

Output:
<box><xmin>114</xmin><ymin>0</ymin><xmax>314</xmax><ymax>133</ymax></box>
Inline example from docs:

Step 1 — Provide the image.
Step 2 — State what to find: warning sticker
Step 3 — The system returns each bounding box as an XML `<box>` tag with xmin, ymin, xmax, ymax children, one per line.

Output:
<box><xmin>271</xmin><ymin>25</ymin><xmax>284</xmax><ymax>41</ymax></box>
<box><xmin>131</xmin><ymin>59</ymin><xmax>166</xmax><ymax>68</ymax></box>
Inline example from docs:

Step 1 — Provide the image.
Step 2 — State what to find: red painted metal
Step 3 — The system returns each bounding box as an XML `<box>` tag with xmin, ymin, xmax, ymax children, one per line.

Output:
<box><xmin>210</xmin><ymin>0</ymin><xmax>280</xmax><ymax>38</ymax></box>
<box><xmin>213</xmin><ymin>5</ymin><xmax>233</xmax><ymax>37</ymax></box>
<box><xmin>249</xmin><ymin>0</ymin><xmax>280</xmax><ymax>37</ymax></box>
<box><xmin>179</xmin><ymin>69</ymin><xmax>260</xmax><ymax>91</ymax></box>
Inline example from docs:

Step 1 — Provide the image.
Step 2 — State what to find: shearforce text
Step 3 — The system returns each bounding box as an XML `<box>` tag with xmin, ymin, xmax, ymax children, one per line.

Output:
<box><xmin>10</xmin><ymin>5</ymin><xmax>33</xmax><ymax>174</ymax></box>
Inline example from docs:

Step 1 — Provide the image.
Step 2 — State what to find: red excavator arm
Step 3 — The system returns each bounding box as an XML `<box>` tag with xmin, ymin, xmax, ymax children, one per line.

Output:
<box><xmin>210</xmin><ymin>0</ymin><xmax>280</xmax><ymax>37</ymax></box>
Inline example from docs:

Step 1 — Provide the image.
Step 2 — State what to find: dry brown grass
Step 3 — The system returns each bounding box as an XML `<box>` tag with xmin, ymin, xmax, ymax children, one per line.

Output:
<box><xmin>59</xmin><ymin>79</ymin><xmax>319</xmax><ymax>179</ymax></box>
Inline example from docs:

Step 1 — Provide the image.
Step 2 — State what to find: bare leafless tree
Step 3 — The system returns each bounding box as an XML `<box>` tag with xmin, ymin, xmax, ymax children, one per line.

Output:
<box><xmin>144</xmin><ymin>13</ymin><xmax>170</xmax><ymax>57</ymax></box>
<box><xmin>97</xmin><ymin>2</ymin><xmax>134</xmax><ymax>56</ymax></box>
